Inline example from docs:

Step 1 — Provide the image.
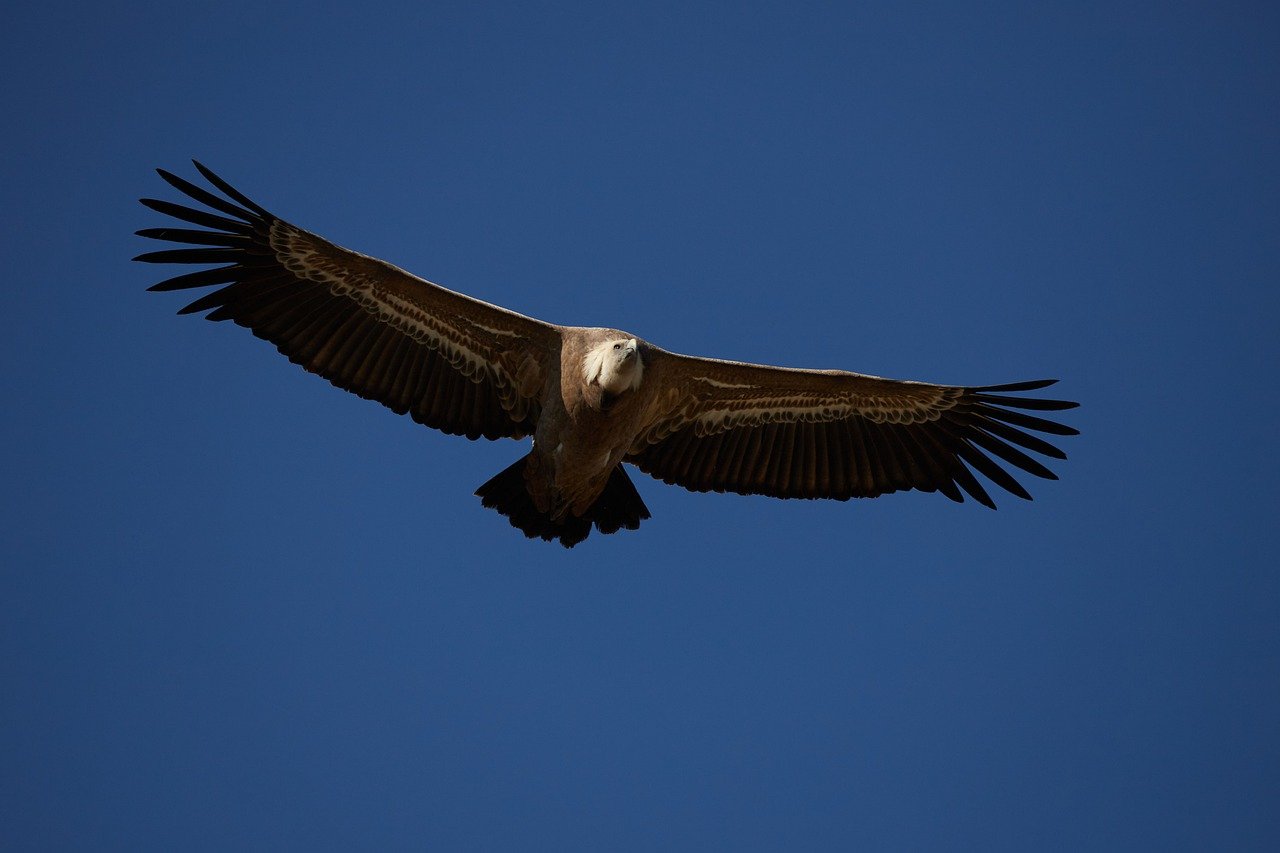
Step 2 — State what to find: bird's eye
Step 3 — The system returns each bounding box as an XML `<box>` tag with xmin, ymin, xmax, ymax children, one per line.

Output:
<box><xmin>613</xmin><ymin>343</ymin><xmax>621</xmax><ymax>350</ymax></box>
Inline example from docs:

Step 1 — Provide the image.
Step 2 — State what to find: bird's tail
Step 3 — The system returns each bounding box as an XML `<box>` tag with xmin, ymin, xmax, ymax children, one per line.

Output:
<box><xmin>475</xmin><ymin>456</ymin><xmax>651</xmax><ymax>548</ymax></box>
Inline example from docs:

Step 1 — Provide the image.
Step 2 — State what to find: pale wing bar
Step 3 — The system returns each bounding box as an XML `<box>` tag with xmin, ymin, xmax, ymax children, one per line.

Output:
<box><xmin>628</xmin><ymin>378</ymin><xmax>1078</xmax><ymax>507</ymax></box>
<box><xmin>136</xmin><ymin>162</ymin><xmax>539</xmax><ymax>441</ymax></box>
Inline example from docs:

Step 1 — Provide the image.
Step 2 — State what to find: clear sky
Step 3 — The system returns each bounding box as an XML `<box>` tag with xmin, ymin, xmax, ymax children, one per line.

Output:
<box><xmin>3</xmin><ymin>1</ymin><xmax>1278</xmax><ymax>850</ymax></box>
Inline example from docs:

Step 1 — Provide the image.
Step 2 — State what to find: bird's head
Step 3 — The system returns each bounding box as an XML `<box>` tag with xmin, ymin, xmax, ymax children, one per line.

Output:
<box><xmin>584</xmin><ymin>335</ymin><xmax>644</xmax><ymax>395</ymax></box>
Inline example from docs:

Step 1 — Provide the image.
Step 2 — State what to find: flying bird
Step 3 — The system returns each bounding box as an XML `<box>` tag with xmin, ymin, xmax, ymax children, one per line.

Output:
<box><xmin>137</xmin><ymin>162</ymin><xmax>1078</xmax><ymax>547</ymax></box>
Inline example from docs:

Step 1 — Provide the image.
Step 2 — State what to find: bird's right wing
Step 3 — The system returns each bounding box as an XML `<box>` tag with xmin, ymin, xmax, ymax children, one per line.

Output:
<box><xmin>629</xmin><ymin>349</ymin><xmax>1078</xmax><ymax>507</ymax></box>
<box><xmin>137</xmin><ymin>162</ymin><xmax>561</xmax><ymax>440</ymax></box>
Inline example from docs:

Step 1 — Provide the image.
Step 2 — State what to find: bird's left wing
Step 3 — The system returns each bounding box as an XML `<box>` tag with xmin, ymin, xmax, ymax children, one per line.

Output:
<box><xmin>628</xmin><ymin>349</ymin><xmax>1078</xmax><ymax>507</ymax></box>
<box><xmin>137</xmin><ymin>162</ymin><xmax>560</xmax><ymax>440</ymax></box>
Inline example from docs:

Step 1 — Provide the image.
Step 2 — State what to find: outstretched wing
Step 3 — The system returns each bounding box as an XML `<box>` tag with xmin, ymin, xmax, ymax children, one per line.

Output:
<box><xmin>628</xmin><ymin>351</ymin><xmax>1078</xmax><ymax>507</ymax></box>
<box><xmin>136</xmin><ymin>162</ymin><xmax>560</xmax><ymax>440</ymax></box>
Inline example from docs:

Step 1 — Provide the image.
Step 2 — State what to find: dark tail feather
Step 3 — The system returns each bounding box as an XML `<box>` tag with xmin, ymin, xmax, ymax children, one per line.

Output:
<box><xmin>475</xmin><ymin>457</ymin><xmax>651</xmax><ymax>548</ymax></box>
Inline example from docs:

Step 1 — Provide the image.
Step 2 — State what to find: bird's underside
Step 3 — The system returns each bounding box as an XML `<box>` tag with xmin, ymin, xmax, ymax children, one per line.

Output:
<box><xmin>137</xmin><ymin>162</ymin><xmax>1079</xmax><ymax>547</ymax></box>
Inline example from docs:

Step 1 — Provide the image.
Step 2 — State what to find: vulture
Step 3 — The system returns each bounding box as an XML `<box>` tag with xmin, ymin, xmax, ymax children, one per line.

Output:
<box><xmin>137</xmin><ymin>162</ymin><xmax>1078</xmax><ymax>547</ymax></box>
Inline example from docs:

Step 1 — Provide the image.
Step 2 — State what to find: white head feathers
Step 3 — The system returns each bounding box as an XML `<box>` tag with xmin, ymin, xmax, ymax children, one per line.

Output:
<box><xmin>583</xmin><ymin>337</ymin><xmax>644</xmax><ymax>395</ymax></box>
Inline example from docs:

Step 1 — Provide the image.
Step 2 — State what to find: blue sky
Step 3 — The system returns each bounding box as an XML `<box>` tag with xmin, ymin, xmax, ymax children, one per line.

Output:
<box><xmin>3</xmin><ymin>1</ymin><xmax>1278</xmax><ymax>849</ymax></box>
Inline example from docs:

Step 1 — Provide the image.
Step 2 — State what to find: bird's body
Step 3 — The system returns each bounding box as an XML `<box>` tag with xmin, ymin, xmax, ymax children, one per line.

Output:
<box><xmin>527</xmin><ymin>329</ymin><xmax>650</xmax><ymax>519</ymax></box>
<box><xmin>138</xmin><ymin>163</ymin><xmax>1078</xmax><ymax>546</ymax></box>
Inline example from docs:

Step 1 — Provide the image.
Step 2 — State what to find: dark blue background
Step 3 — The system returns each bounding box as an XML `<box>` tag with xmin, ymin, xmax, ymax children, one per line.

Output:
<box><xmin>4</xmin><ymin>2</ymin><xmax>1277</xmax><ymax>849</ymax></box>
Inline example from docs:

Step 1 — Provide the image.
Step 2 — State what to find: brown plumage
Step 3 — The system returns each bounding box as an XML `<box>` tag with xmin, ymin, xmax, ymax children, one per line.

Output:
<box><xmin>137</xmin><ymin>162</ymin><xmax>1078</xmax><ymax>547</ymax></box>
